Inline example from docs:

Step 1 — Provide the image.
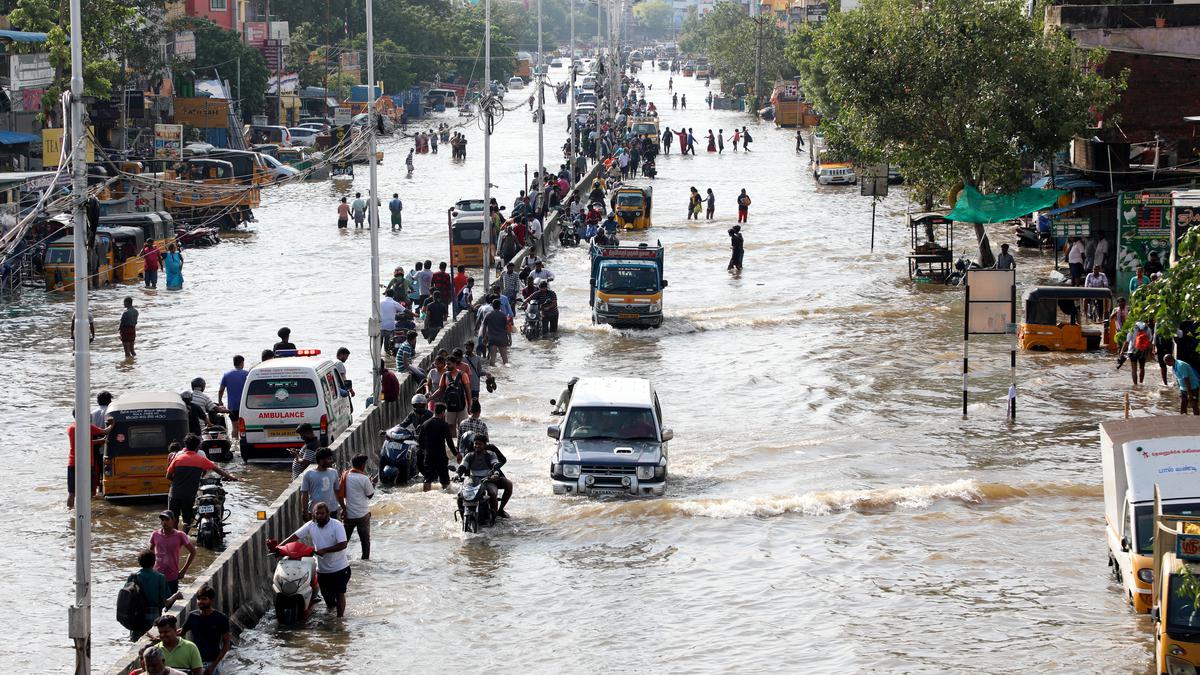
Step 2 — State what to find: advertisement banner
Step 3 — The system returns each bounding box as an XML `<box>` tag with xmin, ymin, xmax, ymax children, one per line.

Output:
<box><xmin>9</xmin><ymin>53</ymin><xmax>54</xmax><ymax>91</ymax></box>
<box><xmin>13</xmin><ymin>88</ymin><xmax>45</xmax><ymax>113</ymax></box>
<box><xmin>174</xmin><ymin>31</ymin><xmax>196</xmax><ymax>61</ymax></box>
<box><xmin>154</xmin><ymin>123</ymin><xmax>184</xmax><ymax>160</ymax></box>
<box><xmin>42</xmin><ymin>128</ymin><xmax>96</xmax><ymax>167</ymax></box>
<box><xmin>174</xmin><ymin>97</ymin><xmax>229</xmax><ymax>128</ymax></box>
<box><xmin>244</xmin><ymin>22</ymin><xmax>268</xmax><ymax>46</ymax></box>
<box><xmin>1052</xmin><ymin>216</ymin><xmax>1090</xmax><ymax>237</ymax></box>
<box><xmin>1117</xmin><ymin>190</ymin><xmax>1172</xmax><ymax>291</ymax></box>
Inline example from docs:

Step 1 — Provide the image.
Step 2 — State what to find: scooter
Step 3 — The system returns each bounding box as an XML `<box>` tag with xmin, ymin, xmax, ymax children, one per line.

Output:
<box><xmin>200</xmin><ymin>422</ymin><xmax>233</xmax><ymax>462</ymax></box>
<box><xmin>193</xmin><ymin>477</ymin><xmax>229</xmax><ymax>550</ymax></box>
<box><xmin>379</xmin><ymin>424</ymin><xmax>420</xmax><ymax>486</ymax></box>
<box><xmin>945</xmin><ymin>257</ymin><xmax>982</xmax><ymax>286</ymax></box>
<box><xmin>521</xmin><ymin>301</ymin><xmax>545</xmax><ymax>341</ymax></box>
<box><xmin>559</xmin><ymin>220</ymin><xmax>582</xmax><ymax>248</ymax></box>
<box><xmin>454</xmin><ymin>472</ymin><xmax>499</xmax><ymax>533</ymax></box>
<box><xmin>267</xmin><ymin>538</ymin><xmax>318</xmax><ymax>626</ymax></box>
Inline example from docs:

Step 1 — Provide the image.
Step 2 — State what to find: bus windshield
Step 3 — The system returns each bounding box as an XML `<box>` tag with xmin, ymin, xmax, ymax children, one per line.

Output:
<box><xmin>245</xmin><ymin>378</ymin><xmax>320</xmax><ymax>409</ymax></box>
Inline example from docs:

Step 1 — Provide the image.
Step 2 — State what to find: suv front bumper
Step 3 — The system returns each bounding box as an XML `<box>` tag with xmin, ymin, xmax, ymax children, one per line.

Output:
<box><xmin>552</xmin><ymin>475</ymin><xmax>666</xmax><ymax>496</ymax></box>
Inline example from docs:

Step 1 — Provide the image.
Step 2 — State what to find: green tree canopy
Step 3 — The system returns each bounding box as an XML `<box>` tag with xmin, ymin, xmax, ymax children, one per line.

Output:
<box><xmin>633</xmin><ymin>0</ymin><xmax>674</xmax><ymax>40</ymax></box>
<box><xmin>791</xmin><ymin>0</ymin><xmax>1123</xmax><ymax>264</ymax></box>
<box><xmin>1127</xmin><ymin>228</ymin><xmax>1200</xmax><ymax>337</ymax></box>
<box><xmin>677</xmin><ymin>2</ymin><xmax>793</xmax><ymax>96</ymax></box>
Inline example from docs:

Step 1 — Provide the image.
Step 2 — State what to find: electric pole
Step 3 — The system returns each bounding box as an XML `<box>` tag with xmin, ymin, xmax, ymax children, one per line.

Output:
<box><xmin>753</xmin><ymin>16</ymin><xmax>765</xmax><ymax>113</ymax></box>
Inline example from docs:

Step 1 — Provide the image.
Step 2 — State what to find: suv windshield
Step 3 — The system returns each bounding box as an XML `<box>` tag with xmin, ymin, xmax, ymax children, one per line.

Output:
<box><xmin>599</xmin><ymin>266</ymin><xmax>658</xmax><ymax>294</ymax></box>
<box><xmin>245</xmin><ymin>378</ymin><xmax>319</xmax><ymax>409</ymax></box>
<box><xmin>563</xmin><ymin>406</ymin><xmax>657</xmax><ymax>441</ymax></box>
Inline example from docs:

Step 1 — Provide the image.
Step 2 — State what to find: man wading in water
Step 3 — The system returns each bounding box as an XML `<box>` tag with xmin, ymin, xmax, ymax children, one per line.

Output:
<box><xmin>728</xmin><ymin>225</ymin><xmax>744</xmax><ymax>272</ymax></box>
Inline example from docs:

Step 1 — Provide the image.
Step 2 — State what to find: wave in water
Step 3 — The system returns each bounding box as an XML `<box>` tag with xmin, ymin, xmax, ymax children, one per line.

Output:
<box><xmin>564</xmin><ymin>479</ymin><xmax>1102</xmax><ymax>520</ymax></box>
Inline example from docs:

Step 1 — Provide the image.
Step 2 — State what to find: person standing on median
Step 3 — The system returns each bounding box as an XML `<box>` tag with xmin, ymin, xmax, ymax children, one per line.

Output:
<box><xmin>338</xmin><ymin>454</ymin><xmax>375</xmax><ymax>560</ymax></box>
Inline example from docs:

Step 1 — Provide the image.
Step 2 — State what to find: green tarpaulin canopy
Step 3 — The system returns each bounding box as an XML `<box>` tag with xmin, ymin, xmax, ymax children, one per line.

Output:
<box><xmin>947</xmin><ymin>185</ymin><xmax>1068</xmax><ymax>224</ymax></box>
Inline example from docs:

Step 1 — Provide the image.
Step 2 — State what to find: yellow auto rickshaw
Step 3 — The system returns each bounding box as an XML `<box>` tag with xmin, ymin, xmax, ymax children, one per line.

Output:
<box><xmin>98</xmin><ymin>225</ymin><xmax>146</xmax><ymax>283</ymax></box>
<box><xmin>448</xmin><ymin>208</ymin><xmax>486</xmax><ymax>268</ymax></box>
<box><xmin>42</xmin><ymin>220</ymin><xmax>115</xmax><ymax>291</ymax></box>
<box><xmin>103</xmin><ymin>391</ymin><xmax>189</xmax><ymax>501</ymax></box>
<box><xmin>610</xmin><ymin>186</ymin><xmax>653</xmax><ymax>230</ymax></box>
<box><xmin>1017</xmin><ymin>286</ymin><xmax>1113</xmax><ymax>351</ymax></box>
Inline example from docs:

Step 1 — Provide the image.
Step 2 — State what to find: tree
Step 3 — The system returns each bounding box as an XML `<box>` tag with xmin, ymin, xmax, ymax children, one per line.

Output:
<box><xmin>793</xmin><ymin>0</ymin><xmax>1122</xmax><ymax>266</ymax></box>
<box><xmin>633</xmin><ymin>0</ymin><xmax>673</xmax><ymax>40</ymax></box>
<box><xmin>677</xmin><ymin>2</ymin><xmax>793</xmax><ymax>95</ymax></box>
<box><xmin>9</xmin><ymin>0</ymin><xmax>167</xmax><ymax>123</ymax></box>
<box><xmin>1127</xmin><ymin>228</ymin><xmax>1200</xmax><ymax>337</ymax></box>
<box><xmin>171</xmin><ymin>18</ymin><xmax>269</xmax><ymax>116</ymax></box>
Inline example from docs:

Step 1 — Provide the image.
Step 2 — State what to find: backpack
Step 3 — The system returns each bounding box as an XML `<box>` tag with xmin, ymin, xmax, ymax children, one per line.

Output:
<box><xmin>444</xmin><ymin>374</ymin><xmax>466</xmax><ymax>412</ymax></box>
<box><xmin>1134</xmin><ymin>330</ymin><xmax>1152</xmax><ymax>352</ymax></box>
<box><xmin>116</xmin><ymin>574</ymin><xmax>147</xmax><ymax>630</ymax></box>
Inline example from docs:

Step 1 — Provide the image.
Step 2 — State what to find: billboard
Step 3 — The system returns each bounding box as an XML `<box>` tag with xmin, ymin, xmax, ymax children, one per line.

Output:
<box><xmin>9</xmin><ymin>53</ymin><xmax>54</xmax><ymax>91</ymax></box>
<box><xmin>154</xmin><ymin>124</ymin><xmax>184</xmax><ymax>160</ymax></box>
<box><xmin>173</xmin><ymin>97</ymin><xmax>229</xmax><ymax>128</ymax></box>
<box><xmin>42</xmin><ymin>128</ymin><xmax>96</xmax><ymax>167</ymax></box>
<box><xmin>1117</xmin><ymin>190</ymin><xmax>1172</xmax><ymax>291</ymax></box>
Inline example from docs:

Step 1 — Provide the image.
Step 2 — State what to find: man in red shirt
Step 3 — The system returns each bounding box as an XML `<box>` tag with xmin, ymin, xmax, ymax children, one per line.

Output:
<box><xmin>67</xmin><ymin>417</ymin><xmax>111</xmax><ymax>508</ymax></box>
<box><xmin>453</xmin><ymin>265</ymin><xmax>469</xmax><ymax>298</ymax></box>
<box><xmin>166</xmin><ymin>434</ymin><xmax>237</xmax><ymax>530</ymax></box>
<box><xmin>430</xmin><ymin>262</ymin><xmax>454</xmax><ymax>309</ymax></box>
<box><xmin>141</xmin><ymin>241</ymin><xmax>161</xmax><ymax>289</ymax></box>
<box><xmin>380</xmin><ymin>359</ymin><xmax>401</xmax><ymax>404</ymax></box>
<box><xmin>512</xmin><ymin>220</ymin><xmax>528</xmax><ymax>248</ymax></box>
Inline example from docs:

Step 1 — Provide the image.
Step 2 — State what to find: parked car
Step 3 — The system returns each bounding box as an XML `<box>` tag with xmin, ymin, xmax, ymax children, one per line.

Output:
<box><xmin>507</xmin><ymin>76</ymin><xmax>526</xmax><ymax>90</ymax></box>
<box><xmin>287</xmin><ymin>127</ymin><xmax>320</xmax><ymax>148</ymax></box>
<box><xmin>260</xmin><ymin>153</ymin><xmax>300</xmax><ymax>182</ymax></box>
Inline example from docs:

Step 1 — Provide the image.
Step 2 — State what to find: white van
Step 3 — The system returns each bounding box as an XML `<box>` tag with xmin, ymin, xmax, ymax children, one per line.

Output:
<box><xmin>238</xmin><ymin>353</ymin><xmax>353</xmax><ymax>463</ymax></box>
<box><xmin>1101</xmin><ymin>416</ymin><xmax>1200</xmax><ymax>614</ymax></box>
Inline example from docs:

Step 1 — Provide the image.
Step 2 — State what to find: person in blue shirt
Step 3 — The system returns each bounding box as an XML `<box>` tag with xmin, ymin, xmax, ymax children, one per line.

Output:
<box><xmin>217</xmin><ymin>355</ymin><xmax>249</xmax><ymax>425</ymax></box>
<box><xmin>1129</xmin><ymin>265</ymin><xmax>1149</xmax><ymax>294</ymax></box>
<box><xmin>389</xmin><ymin>193</ymin><xmax>403</xmax><ymax>231</ymax></box>
<box><xmin>1166</xmin><ymin>355</ymin><xmax>1200</xmax><ymax>415</ymax></box>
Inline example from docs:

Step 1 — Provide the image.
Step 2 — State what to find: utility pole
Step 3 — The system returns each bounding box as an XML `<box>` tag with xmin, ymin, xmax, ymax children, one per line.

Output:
<box><xmin>753</xmin><ymin>16</ymin><xmax>764</xmax><ymax>113</ymax></box>
<box><xmin>366</xmin><ymin>0</ymin><xmax>382</xmax><ymax>401</ymax></box>
<box><xmin>482</xmin><ymin>0</ymin><xmax>493</xmax><ymax>291</ymax></box>
<box><xmin>569</xmin><ymin>0</ymin><xmax>576</xmax><ymax>179</ymax></box>
<box><xmin>67</xmin><ymin>0</ymin><xmax>92</xmax><ymax>663</ymax></box>
<box><xmin>536</xmin><ymin>0</ymin><xmax>544</xmax><ymax>208</ymax></box>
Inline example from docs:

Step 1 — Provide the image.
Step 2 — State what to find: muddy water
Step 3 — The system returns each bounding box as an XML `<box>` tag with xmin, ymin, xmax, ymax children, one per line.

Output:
<box><xmin>4</xmin><ymin>65</ymin><xmax>1178</xmax><ymax>672</ymax></box>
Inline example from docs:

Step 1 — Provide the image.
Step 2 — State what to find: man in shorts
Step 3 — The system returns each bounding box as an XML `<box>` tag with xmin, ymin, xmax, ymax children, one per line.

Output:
<box><xmin>278</xmin><ymin>502</ymin><xmax>350</xmax><ymax>616</ymax></box>
<box><xmin>217</xmin><ymin>355</ymin><xmax>249</xmax><ymax>428</ymax></box>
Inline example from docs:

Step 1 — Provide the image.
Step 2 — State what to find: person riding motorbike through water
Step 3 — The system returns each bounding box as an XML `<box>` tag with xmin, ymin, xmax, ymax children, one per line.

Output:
<box><xmin>523</xmin><ymin>281</ymin><xmax>559</xmax><ymax>334</ymax></box>
<box><xmin>588</xmin><ymin>180</ymin><xmax>605</xmax><ymax>204</ymax></box>
<box><xmin>188</xmin><ymin>377</ymin><xmax>228</xmax><ymax>425</ymax></box>
<box><xmin>457</xmin><ymin>433</ymin><xmax>512</xmax><ymax>518</ymax></box>
<box><xmin>602</xmin><ymin>212</ymin><xmax>619</xmax><ymax>239</ymax></box>
<box><xmin>400</xmin><ymin>394</ymin><xmax>433</xmax><ymax>431</ymax></box>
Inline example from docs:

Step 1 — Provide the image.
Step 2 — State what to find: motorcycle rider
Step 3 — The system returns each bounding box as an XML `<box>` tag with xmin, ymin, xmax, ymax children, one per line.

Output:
<box><xmin>524</xmin><ymin>281</ymin><xmax>560</xmax><ymax>334</ymax></box>
<box><xmin>399</xmin><ymin>394</ymin><xmax>432</xmax><ymax>431</ymax></box>
<box><xmin>187</xmin><ymin>378</ymin><xmax>228</xmax><ymax>425</ymax></box>
<box><xmin>457</xmin><ymin>433</ymin><xmax>511</xmax><ymax>518</ymax></box>
<box><xmin>166</xmin><ymin>434</ymin><xmax>238</xmax><ymax>533</ymax></box>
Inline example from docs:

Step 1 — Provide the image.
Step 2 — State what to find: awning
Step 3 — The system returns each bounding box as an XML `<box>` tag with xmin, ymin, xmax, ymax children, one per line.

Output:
<box><xmin>1031</xmin><ymin>175</ymin><xmax>1102</xmax><ymax>190</ymax></box>
<box><xmin>947</xmin><ymin>186</ymin><xmax>1067</xmax><ymax>224</ymax></box>
<box><xmin>1040</xmin><ymin>196</ymin><xmax>1111</xmax><ymax>218</ymax></box>
<box><xmin>0</xmin><ymin>131</ymin><xmax>41</xmax><ymax>145</ymax></box>
<box><xmin>0</xmin><ymin>30</ymin><xmax>49</xmax><ymax>44</ymax></box>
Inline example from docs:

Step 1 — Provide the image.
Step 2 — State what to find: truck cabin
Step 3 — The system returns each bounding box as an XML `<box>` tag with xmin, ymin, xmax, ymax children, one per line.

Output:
<box><xmin>204</xmin><ymin>150</ymin><xmax>269</xmax><ymax>185</ymax></box>
<box><xmin>173</xmin><ymin>158</ymin><xmax>236</xmax><ymax>183</ymax></box>
<box><xmin>100</xmin><ymin>212</ymin><xmax>174</xmax><ymax>250</ymax></box>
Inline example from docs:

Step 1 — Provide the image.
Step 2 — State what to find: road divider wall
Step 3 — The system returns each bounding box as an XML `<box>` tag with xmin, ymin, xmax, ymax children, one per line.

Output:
<box><xmin>105</xmin><ymin>314</ymin><xmax>477</xmax><ymax>675</ymax></box>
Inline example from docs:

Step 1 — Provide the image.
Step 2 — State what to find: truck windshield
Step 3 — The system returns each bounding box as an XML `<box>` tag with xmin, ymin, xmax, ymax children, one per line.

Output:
<box><xmin>632</xmin><ymin>124</ymin><xmax>656</xmax><ymax>135</ymax></box>
<box><xmin>1136</xmin><ymin>504</ymin><xmax>1200</xmax><ymax>554</ymax></box>
<box><xmin>599</xmin><ymin>267</ymin><xmax>658</xmax><ymax>294</ymax></box>
<box><xmin>563</xmin><ymin>406</ymin><xmax>658</xmax><ymax>441</ymax></box>
<box><xmin>245</xmin><ymin>378</ymin><xmax>319</xmax><ymax>409</ymax></box>
<box><xmin>1168</xmin><ymin>574</ymin><xmax>1200</xmax><ymax>635</ymax></box>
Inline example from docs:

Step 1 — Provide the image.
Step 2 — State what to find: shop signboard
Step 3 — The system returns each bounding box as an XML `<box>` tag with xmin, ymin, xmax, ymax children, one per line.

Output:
<box><xmin>1117</xmin><ymin>190</ymin><xmax>1172</xmax><ymax>291</ymax></box>
<box><xmin>174</xmin><ymin>97</ymin><xmax>229</xmax><ymax>128</ymax></box>
<box><xmin>154</xmin><ymin>124</ymin><xmax>184</xmax><ymax>160</ymax></box>
<box><xmin>1052</xmin><ymin>216</ymin><xmax>1090</xmax><ymax>237</ymax></box>
<box><xmin>9</xmin><ymin>53</ymin><xmax>54</xmax><ymax>91</ymax></box>
<box><xmin>42</xmin><ymin>128</ymin><xmax>96</xmax><ymax>167</ymax></box>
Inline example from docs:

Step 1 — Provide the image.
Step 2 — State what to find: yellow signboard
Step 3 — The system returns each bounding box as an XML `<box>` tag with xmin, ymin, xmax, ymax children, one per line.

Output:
<box><xmin>174</xmin><ymin>97</ymin><xmax>230</xmax><ymax>129</ymax></box>
<box><xmin>42</xmin><ymin>128</ymin><xmax>96</xmax><ymax>167</ymax></box>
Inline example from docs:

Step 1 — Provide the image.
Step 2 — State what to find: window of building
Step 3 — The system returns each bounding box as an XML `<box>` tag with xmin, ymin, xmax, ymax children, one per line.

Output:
<box><xmin>211</xmin><ymin>0</ymin><xmax>227</xmax><ymax>10</ymax></box>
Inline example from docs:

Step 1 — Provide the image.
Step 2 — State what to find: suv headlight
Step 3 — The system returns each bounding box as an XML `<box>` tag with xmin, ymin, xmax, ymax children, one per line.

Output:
<box><xmin>1168</xmin><ymin>657</ymin><xmax>1198</xmax><ymax>675</ymax></box>
<box><xmin>636</xmin><ymin>465</ymin><xmax>655</xmax><ymax>480</ymax></box>
<box><xmin>1138</xmin><ymin>568</ymin><xmax>1154</xmax><ymax>584</ymax></box>
<box><xmin>563</xmin><ymin>464</ymin><xmax>581</xmax><ymax>478</ymax></box>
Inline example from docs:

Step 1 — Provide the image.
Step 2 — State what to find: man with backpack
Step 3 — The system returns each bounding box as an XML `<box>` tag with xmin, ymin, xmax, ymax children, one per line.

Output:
<box><xmin>436</xmin><ymin>354</ymin><xmax>474</xmax><ymax>440</ymax></box>
<box><xmin>1127</xmin><ymin>321</ymin><xmax>1154</xmax><ymax>386</ymax></box>
<box><xmin>118</xmin><ymin>550</ymin><xmax>182</xmax><ymax>640</ymax></box>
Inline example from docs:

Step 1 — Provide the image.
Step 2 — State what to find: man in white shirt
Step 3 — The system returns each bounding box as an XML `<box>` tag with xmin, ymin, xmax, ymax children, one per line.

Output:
<box><xmin>1067</xmin><ymin>236</ymin><xmax>1087</xmax><ymax>286</ymax></box>
<box><xmin>91</xmin><ymin>391</ymin><xmax>113</xmax><ymax>428</ymax></box>
<box><xmin>526</xmin><ymin>215</ymin><xmax>544</xmax><ymax>255</ymax></box>
<box><xmin>379</xmin><ymin>292</ymin><xmax>401</xmax><ymax>355</ymax></box>
<box><xmin>1084</xmin><ymin>264</ymin><xmax>1110</xmax><ymax>321</ymax></box>
<box><xmin>1091</xmin><ymin>236</ymin><xmax>1109</xmax><ymax>271</ymax></box>
<box><xmin>339</xmin><ymin>454</ymin><xmax>375</xmax><ymax>560</ymax></box>
<box><xmin>279</xmin><ymin>501</ymin><xmax>350</xmax><ymax>616</ymax></box>
<box><xmin>530</xmin><ymin>261</ymin><xmax>555</xmax><ymax>284</ymax></box>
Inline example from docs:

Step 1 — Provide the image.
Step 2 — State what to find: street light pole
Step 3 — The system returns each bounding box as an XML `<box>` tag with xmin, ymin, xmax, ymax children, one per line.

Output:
<box><xmin>482</xmin><ymin>0</ymin><xmax>494</xmax><ymax>291</ymax></box>
<box><xmin>536</xmin><ymin>0</ymin><xmax>544</xmax><ymax>210</ymax></box>
<box><xmin>67</xmin><ymin>0</ymin><xmax>92</xmax><ymax>662</ymax></box>
<box><xmin>569</xmin><ymin>0</ymin><xmax>577</xmax><ymax>178</ymax></box>
<box><xmin>366</xmin><ymin>0</ymin><xmax>382</xmax><ymax>401</ymax></box>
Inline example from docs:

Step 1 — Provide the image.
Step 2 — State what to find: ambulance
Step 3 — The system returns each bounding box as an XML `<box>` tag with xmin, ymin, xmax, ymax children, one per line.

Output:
<box><xmin>238</xmin><ymin>350</ymin><xmax>353</xmax><ymax>463</ymax></box>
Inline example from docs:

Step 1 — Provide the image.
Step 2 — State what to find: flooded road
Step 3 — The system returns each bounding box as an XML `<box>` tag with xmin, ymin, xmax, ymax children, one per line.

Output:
<box><xmin>5</xmin><ymin>65</ymin><xmax>1181</xmax><ymax>672</ymax></box>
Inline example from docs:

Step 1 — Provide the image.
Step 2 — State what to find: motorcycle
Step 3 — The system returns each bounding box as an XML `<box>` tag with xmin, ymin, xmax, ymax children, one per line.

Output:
<box><xmin>559</xmin><ymin>220</ymin><xmax>582</xmax><ymax>248</ymax></box>
<box><xmin>193</xmin><ymin>476</ymin><xmax>229</xmax><ymax>550</ymax></box>
<box><xmin>267</xmin><ymin>538</ymin><xmax>318</xmax><ymax>626</ymax></box>
<box><xmin>454</xmin><ymin>472</ymin><xmax>499</xmax><ymax>533</ymax></box>
<box><xmin>379</xmin><ymin>424</ymin><xmax>420</xmax><ymax>486</ymax></box>
<box><xmin>521</xmin><ymin>301</ymin><xmax>545</xmax><ymax>341</ymax></box>
<box><xmin>200</xmin><ymin>422</ymin><xmax>233</xmax><ymax>462</ymax></box>
<box><xmin>945</xmin><ymin>257</ymin><xmax>982</xmax><ymax>286</ymax></box>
